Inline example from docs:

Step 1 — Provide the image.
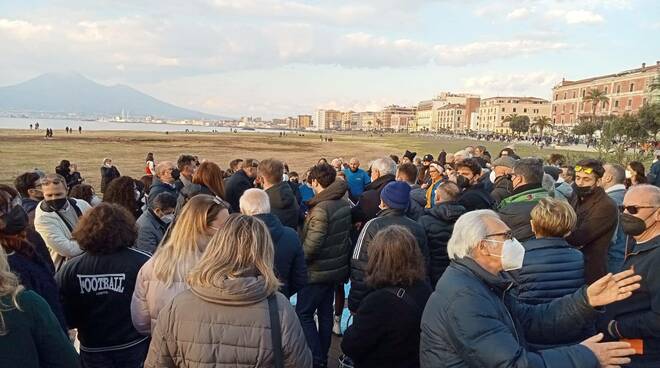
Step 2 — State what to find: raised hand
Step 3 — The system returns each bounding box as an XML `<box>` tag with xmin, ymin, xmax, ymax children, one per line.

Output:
<box><xmin>587</xmin><ymin>268</ymin><xmax>641</xmax><ymax>307</ymax></box>
<box><xmin>581</xmin><ymin>333</ymin><xmax>636</xmax><ymax>368</ymax></box>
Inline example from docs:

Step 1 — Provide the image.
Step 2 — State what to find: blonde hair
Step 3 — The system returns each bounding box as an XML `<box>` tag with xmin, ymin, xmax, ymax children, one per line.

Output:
<box><xmin>530</xmin><ymin>197</ymin><xmax>576</xmax><ymax>237</ymax></box>
<box><xmin>187</xmin><ymin>214</ymin><xmax>280</xmax><ymax>295</ymax></box>
<box><xmin>153</xmin><ymin>195</ymin><xmax>228</xmax><ymax>287</ymax></box>
<box><xmin>0</xmin><ymin>246</ymin><xmax>23</xmax><ymax>335</ymax></box>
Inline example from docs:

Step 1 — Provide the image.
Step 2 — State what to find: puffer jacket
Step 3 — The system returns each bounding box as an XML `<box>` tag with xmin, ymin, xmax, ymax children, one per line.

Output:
<box><xmin>266</xmin><ymin>181</ymin><xmax>300</xmax><ymax>230</ymax></box>
<box><xmin>407</xmin><ymin>186</ymin><xmax>427</xmax><ymax>221</ymax></box>
<box><xmin>498</xmin><ymin>183</ymin><xmax>549</xmax><ymax>242</ymax></box>
<box><xmin>349</xmin><ymin>208</ymin><xmax>430</xmax><ymax>312</ymax></box>
<box><xmin>417</xmin><ymin>202</ymin><xmax>467</xmax><ymax>286</ymax></box>
<box><xmin>131</xmin><ymin>257</ymin><xmax>189</xmax><ymax>335</ymax></box>
<box><xmin>144</xmin><ymin>276</ymin><xmax>313</xmax><ymax>368</ymax></box>
<box><xmin>302</xmin><ymin>180</ymin><xmax>352</xmax><ymax>285</ymax></box>
<box><xmin>420</xmin><ymin>257</ymin><xmax>599</xmax><ymax>368</ymax></box>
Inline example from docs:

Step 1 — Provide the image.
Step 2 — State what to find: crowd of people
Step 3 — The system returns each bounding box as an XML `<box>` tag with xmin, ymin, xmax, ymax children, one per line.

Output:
<box><xmin>1</xmin><ymin>144</ymin><xmax>660</xmax><ymax>368</ymax></box>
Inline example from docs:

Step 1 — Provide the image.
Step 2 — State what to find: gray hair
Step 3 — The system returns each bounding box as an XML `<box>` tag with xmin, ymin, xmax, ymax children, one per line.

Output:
<box><xmin>607</xmin><ymin>164</ymin><xmax>626</xmax><ymax>185</ymax></box>
<box><xmin>626</xmin><ymin>184</ymin><xmax>660</xmax><ymax>206</ymax></box>
<box><xmin>371</xmin><ymin>158</ymin><xmax>397</xmax><ymax>176</ymax></box>
<box><xmin>239</xmin><ymin>188</ymin><xmax>271</xmax><ymax>216</ymax></box>
<box><xmin>542</xmin><ymin>173</ymin><xmax>556</xmax><ymax>197</ymax></box>
<box><xmin>448</xmin><ymin>210</ymin><xmax>501</xmax><ymax>260</ymax></box>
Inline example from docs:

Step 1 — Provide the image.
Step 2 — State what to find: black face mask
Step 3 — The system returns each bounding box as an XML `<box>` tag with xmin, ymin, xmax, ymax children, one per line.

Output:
<box><xmin>2</xmin><ymin>206</ymin><xmax>29</xmax><ymax>235</ymax></box>
<box><xmin>290</xmin><ymin>178</ymin><xmax>299</xmax><ymax>184</ymax></box>
<box><xmin>456</xmin><ymin>175</ymin><xmax>470</xmax><ymax>189</ymax></box>
<box><xmin>574</xmin><ymin>185</ymin><xmax>595</xmax><ymax>198</ymax></box>
<box><xmin>621</xmin><ymin>212</ymin><xmax>653</xmax><ymax>236</ymax></box>
<box><xmin>171</xmin><ymin>168</ymin><xmax>181</xmax><ymax>181</ymax></box>
<box><xmin>46</xmin><ymin>198</ymin><xmax>68</xmax><ymax>211</ymax></box>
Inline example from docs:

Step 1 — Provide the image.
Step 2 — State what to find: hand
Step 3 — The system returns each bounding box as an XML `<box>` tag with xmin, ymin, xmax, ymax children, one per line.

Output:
<box><xmin>587</xmin><ymin>268</ymin><xmax>641</xmax><ymax>307</ymax></box>
<box><xmin>581</xmin><ymin>333</ymin><xmax>635</xmax><ymax>368</ymax></box>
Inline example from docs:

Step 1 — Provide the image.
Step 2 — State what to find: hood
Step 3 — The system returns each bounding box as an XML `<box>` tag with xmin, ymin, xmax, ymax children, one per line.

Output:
<box><xmin>21</xmin><ymin>198</ymin><xmax>40</xmax><ymax>213</ymax></box>
<box><xmin>255</xmin><ymin>213</ymin><xmax>283</xmax><ymax>242</ymax></box>
<box><xmin>307</xmin><ymin>180</ymin><xmax>348</xmax><ymax>207</ymax></box>
<box><xmin>190</xmin><ymin>276</ymin><xmax>270</xmax><ymax>306</ymax></box>
<box><xmin>555</xmin><ymin>181</ymin><xmax>573</xmax><ymax>197</ymax></box>
<box><xmin>365</xmin><ymin>174</ymin><xmax>395</xmax><ymax>191</ymax></box>
<box><xmin>425</xmin><ymin>201</ymin><xmax>467</xmax><ymax>222</ymax></box>
<box><xmin>265</xmin><ymin>181</ymin><xmax>295</xmax><ymax>210</ymax></box>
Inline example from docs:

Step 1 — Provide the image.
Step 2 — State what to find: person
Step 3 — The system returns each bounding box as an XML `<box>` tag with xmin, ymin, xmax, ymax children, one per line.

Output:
<box><xmin>424</xmin><ymin>163</ymin><xmax>444</xmax><ymax>208</ymax></box>
<box><xmin>600</xmin><ymin>184</ymin><xmax>660</xmax><ymax>367</ymax></box>
<box><xmin>147</xmin><ymin>161</ymin><xmax>180</xmax><ymax>208</ymax></box>
<box><xmin>489</xmin><ymin>156</ymin><xmax>516</xmax><ymax>204</ymax></box>
<box><xmin>396</xmin><ymin>162</ymin><xmax>426</xmax><ymax>221</ymax></box>
<box><xmin>647</xmin><ymin>149</ymin><xmax>660</xmax><ymax>186</ymax></box>
<box><xmin>600</xmin><ymin>164</ymin><xmax>627</xmax><ymax>273</ymax></box>
<box><xmin>135</xmin><ymin>192</ymin><xmax>177</xmax><ymax>254</ymax></box>
<box><xmin>258</xmin><ymin>159</ymin><xmax>300</xmax><ymax>229</ymax></box>
<box><xmin>104</xmin><ymin>176</ymin><xmax>142</xmax><ymax>220</ymax></box>
<box><xmin>56</xmin><ymin>203</ymin><xmax>151</xmax><ymax>367</ymax></box>
<box><xmin>176</xmin><ymin>154</ymin><xmax>199</xmax><ymax>188</ymax></box>
<box><xmin>331</xmin><ymin>158</ymin><xmax>344</xmax><ymax>172</ymax></box>
<box><xmin>176</xmin><ymin>161</ymin><xmax>228</xmax><ymax>215</ymax></box>
<box><xmin>352</xmin><ymin>157</ymin><xmax>396</xmax><ymax>225</ymax></box>
<box><xmin>561</xmin><ymin>165</ymin><xmax>576</xmax><ymax>185</ymax></box>
<box><xmin>69</xmin><ymin>183</ymin><xmax>101</xmax><ymax>206</ymax></box>
<box><xmin>341</xmin><ymin>226</ymin><xmax>432</xmax><ymax>368</ymax></box>
<box><xmin>100</xmin><ymin>158</ymin><xmax>121</xmax><ymax>193</ymax></box>
<box><xmin>401</xmin><ymin>150</ymin><xmax>416</xmax><ymax>164</ymax></box>
<box><xmin>14</xmin><ymin>171</ymin><xmax>44</xmax><ymax>224</ymax></box>
<box><xmin>566</xmin><ymin>159</ymin><xmax>618</xmax><ymax>284</ymax></box>
<box><xmin>225</xmin><ymin>158</ymin><xmax>259</xmax><ymax>212</ymax></box>
<box><xmin>240</xmin><ymin>188</ymin><xmax>307</xmax><ymax>297</ymax></box>
<box><xmin>455</xmin><ymin>158</ymin><xmax>494</xmax><ymax>211</ymax></box>
<box><xmin>343</xmin><ymin>158</ymin><xmax>371</xmax><ymax>202</ymax></box>
<box><xmin>626</xmin><ymin>161</ymin><xmax>647</xmax><ymax>187</ymax></box>
<box><xmin>497</xmin><ymin>158</ymin><xmax>549</xmax><ymax>242</ymax></box>
<box><xmin>55</xmin><ymin>160</ymin><xmax>83</xmax><ymax>190</ymax></box>
<box><xmin>145</xmin><ymin>152</ymin><xmax>155</xmax><ymax>177</ymax></box>
<box><xmin>418</xmin><ymin>181</ymin><xmax>466</xmax><ymax>286</ymax></box>
<box><xmin>417</xmin><ymin>154</ymin><xmax>433</xmax><ymax>186</ymax></box>
<box><xmin>545</xmin><ymin>165</ymin><xmax>575</xmax><ymax>202</ymax></box>
<box><xmin>0</xmin><ymin>247</ymin><xmax>80</xmax><ymax>368</ymax></box>
<box><xmin>420</xmin><ymin>209</ymin><xmax>641</xmax><ymax>368</ymax></box>
<box><xmin>34</xmin><ymin>174</ymin><xmax>92</xmax><ymax>270</ymax></box>
<box><xmin>349</xmin><ymin>181</ymin><xmax>429</xmax><ymax>313</ymax></box>
<box><xmin>224</xmin><ymin>158</ymin><xmax>243</xmax><ymax>178</ymax></box>
<box><xmin>144</xmin><ymin>215</ymin><xmax>313</xmax><ymax>367</ymax></box>
<box><xmin>131</xmin><ymin>195</ymin><xmax>229</xmax><ymax>335</ymax></box>
<box><xmin>297</xmin><ymin>163</ymin><xmax>352</xmax><ymax>368</ymax></box>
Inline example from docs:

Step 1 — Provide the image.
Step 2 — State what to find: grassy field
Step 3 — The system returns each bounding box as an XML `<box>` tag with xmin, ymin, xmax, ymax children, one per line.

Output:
<box><xmin>0</xmin><ymin>129</ymin><xmax>590</xmax><ymax>190</ymax></box>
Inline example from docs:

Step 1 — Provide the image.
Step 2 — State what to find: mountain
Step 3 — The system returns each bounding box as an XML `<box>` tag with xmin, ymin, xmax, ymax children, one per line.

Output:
<box><xmin>0</xmin><ymin>72</ymin><xmax>230</xmax><ymax>120</ymax></box>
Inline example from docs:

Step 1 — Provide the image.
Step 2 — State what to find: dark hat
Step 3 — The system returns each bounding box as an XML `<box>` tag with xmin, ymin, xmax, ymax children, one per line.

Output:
<box><xmin>403</xmin><ymin>150</ymin><xmax>416</xmax><ymax>161</ymax></box>
<box><xmin>380</xmin><ymin>181</ymin><xmax>411</xmax><ymax>210</ymax></box>
<box><xmin>543</xmin><ymin>166</ymin><xmax>562</xmax><ymax>181</ymax></box>
<box><xmin>423</xmin><ymin>154</ymin><xmax>434</xmax><ymax>162</ymax></box>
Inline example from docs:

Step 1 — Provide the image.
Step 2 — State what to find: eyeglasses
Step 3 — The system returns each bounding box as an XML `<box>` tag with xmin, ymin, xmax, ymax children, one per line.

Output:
<box><xmin>574</xmin><ymin>165</ymin><xmax>594</xmax><ymax>174</ymax></box>
<box><xmin>619</xmin><ymin>205</ymin><xmax>659</xmax><ymax>214</ymax></box>
<box><xmin>484</xmin><ymin>231</ymin><xmax>513</xmax><ymax>240</ymax></box>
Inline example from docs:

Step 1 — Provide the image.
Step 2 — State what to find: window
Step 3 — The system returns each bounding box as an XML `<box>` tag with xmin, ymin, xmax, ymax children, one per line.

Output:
<box><xmin>616</xmin><ymin>85</ymin><xmax>621</xmax><ymax>94</ymax></box>
<box><xmin>604</xmin><ymin>87</ymin><xmax>608</xmax><ymax>93</ymax></box>
<box><xmin>513</xmin><ymin>108</ymin><xmax>517</xmax><ymax>113</ymax></box>
<box><xmin>581</xmin><ymin>89</ymin><xmax>586</xmax><ymax>97</ymax></box>
<box><xmin>630</xmin><ymin>83</ymin><xmax>634</xmax><ymax>92</ymax></box>
<box><xmin>523</xmin><ymin>108</ymin><xmax>528</xmax><ymax>113</ymax></box>
<box><xmin>572</xmin><ymin>91</ymin><xmax>576</xmax><ymax>98</ymax></box>
<box><xmin>563</xmin><ymin>92</ymin><xmax>567</xmax><ymax>99</ymax></box>
<box><xmin>501</xmin><ymin>107</ymin><xmax>505</xmax><ymax>112</ymax></box>
<box><xmin>555</xmin><ymin>94</ymin><xmax>559</xmax><ymax>100</ymax></box>
<box><xmin>614</xmin><ymin>100</ymin><xmax>619</xmax><ymax>108</ymax></box>
<box><xmin>553</xmin><ymin>105</ymin><xmax>557</xmax><ymax>112</ymax></box>
<box><xmin>628</xmin><ymin>99</ymin><xmax>632</xmax><ymax>107</ymax></box>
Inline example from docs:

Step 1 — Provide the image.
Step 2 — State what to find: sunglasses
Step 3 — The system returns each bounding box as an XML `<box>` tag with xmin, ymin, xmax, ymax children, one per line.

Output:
<box><xmin>618</xmin><ymin>205</ymin><xmax>659</xmax><ymax>215</ymax></box>
<box><xmin>574</xmin><ymin>165</ymin><xmax>594</xmax><ymax>174</ymax></box>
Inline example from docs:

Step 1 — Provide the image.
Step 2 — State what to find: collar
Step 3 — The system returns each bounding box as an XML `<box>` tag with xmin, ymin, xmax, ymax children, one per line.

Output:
<box><xmin>511</xmin><ymin>182</ymin><xmax>541</xmax><ymax>195</ymax></box>
<box><xmin>605</xmin><ymin>184</ymin><xmax>626</xmax><ymax>193</ymax></box>
<box><xmin>453</xmin><ymin>257</ymin><xmax>512</xmax><ymax>292</ymax></box>
<box><xmin>630</xmin><ymin>234</ymin><xmax>660</xmax><ymax>254</ymax></box>
<box><xmin>523</xmin><ymin>237</ymin><xmax>571</xmax><ymax>251</ymax></box>
<box><xmin>376</xmin><ymin>207</ymin><xmax>405</xmax><ymax>217</ymax></box>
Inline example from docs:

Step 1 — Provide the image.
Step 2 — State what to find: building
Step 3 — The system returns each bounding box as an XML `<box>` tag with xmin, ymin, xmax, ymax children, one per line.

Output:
<box><xmin>358</xmin><ymin>111</ymin><xmax>377</xmax><ymax>131</ymax></box>
<box><xmin>412</xmin><ymin>93</ymin><xmax>480</xmax><ymax>132</ymax></box>
<box><xmin>340</xmin><ymin>111</ymin><xmax>356</xmax><ymax>130</ymax></box>
<box><xmin>437</xmin><ymin>104</ymin><xmax>466</xmax><ymax>132</ymax></box>
<box><xmin>286</xmin><ymin>116</ymin><xmax>299</xmax><ymax>129</ymax></box>
<box><xmin>552</xmin><ymin>61</ymin><xmax>660</xmax><ymax>127</ymax></box>
<box><xmin>477</xmin><ymin>97</ymin><xmax>551</xmax><ymax>134</ymax></box>
<box><xmin>382</xmin><ymin>105</ymin><xmax>415</xmax><ymax>131</ymax></box>
<box><xmin>414</xmin><ymin>100</ymin><xmax>434</xmax><ymax>132</ymax></box>
<box><xmin>315</xmin><ymin>109</ymin><xmax>342</xmax><ymax>131</ymax></box>
<box><xmin>298</xmin><ymin>115</ymin><xmax>312</xmax><ymax>129</ymax></box>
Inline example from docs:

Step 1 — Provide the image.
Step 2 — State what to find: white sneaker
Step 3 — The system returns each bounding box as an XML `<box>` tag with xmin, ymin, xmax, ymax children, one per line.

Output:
<box><xmin>332</xmin><ymin>315</ymin><xmax>342</xmax><ymax>336</ymax></box>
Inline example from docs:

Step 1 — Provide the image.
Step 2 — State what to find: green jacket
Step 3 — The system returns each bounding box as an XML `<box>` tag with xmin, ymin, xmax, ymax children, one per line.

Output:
<box><xmin>498</xmin><ymin>185</ymin><xmax>550</xmax><ymax>242</ymax></box>
<box><xmin>302</xmin><ymin>180</ymin><xmax>352</xmax><ymax>284</ymax></box>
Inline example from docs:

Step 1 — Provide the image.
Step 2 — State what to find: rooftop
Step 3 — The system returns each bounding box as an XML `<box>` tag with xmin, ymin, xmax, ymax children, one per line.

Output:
<box><xmin>556</xmin><ymin>61</ymin><xmax>660</xmax><ymax>87</ymax></box>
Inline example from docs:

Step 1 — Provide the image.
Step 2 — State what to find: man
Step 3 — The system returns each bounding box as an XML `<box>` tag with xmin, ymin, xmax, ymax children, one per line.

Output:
<box><xmin>417</xmin><ymin>154</ymin><xmax>433</xmax><ymax>185</ymax></box>
<box><xmin>396</xmin><ymin>162</ymin><xmax>425</xmax><ymax>220</ymax></box>
<box><xmin>647</xmin><ymin>149</ymin><xmax>660</xmax><ymax>187</ymax></box>
<box><xmin>601</xmin><ymin>184</ymin><xmax>660</xmax><ymax>367</ymax></box>
<box><xmin>497</xmin><ymin>158</ymin><xmax>549</xmax><ymax>242</ymax></box>
<box><xmin>455</xmin><ymin>158</ymin><xmax>494</xmax><ymax>211</ymax></box>
<box><xmin>135</xmin><ymin>192</ymin><xmax>176</xmax><ymax>254</ymax></box>
<box><xmin>349</xmin><ymin>181</ymin><xmax>430</xmax><ymax>313</ymax></box>
<box><xmin>34</xmin><ymin>173</ymin><xmax>92</xmax><ymax>269</ymax></box>
<box><xmin>257</xmin><ymin>158</ymin><xmax>299</xmax><ymax>229</ymax></box>
<box><xmin>148</xmin><ymin>161</ymin><xmax>180</xmax><ymax>208</ymax></box>
<box><xmin>561</xmin><ymin>165</ymin><xmax>576</xmax><ymax>185</ymax></box>
<box><xmin>600</xmin><ymin>164</ymin><xmax>627</xmax><ymax>273</ymax></box>
<box><xmin>331</xmin><ymin>158</ymin><xmax>343</xmax><ymax>172</ymax></box>
<box><xmin>352</xmin><ymin>157</ymin><xmax>396</xmax><ymax>224</ymax></box>
<box><xmin>240</xmin><ymin>188</ymin><xmax>307</xmax><ymax>298</ymax></box>
<box><xmin>14</xmin><ymin>171</ymin><xmax>44</xmax><ymax>224</ymax></box>
<box><xmin>297</xmin><ymin>163</ymin><xmax>352</xmax><ymax>368</ymax></box>
<box><xmin>489</xmin><ymin>156</ymin><xmax>516</xmax><ymax>204</ymax></box>
<box><xmin>224</xmin><ymin>158</ymin><xmax>259</xmax><ymax>213</ymax></box>
<box><xmin>343</xmin><ymin>158</ymin><xmax>371</xmax><ymax>202</ymax></box>
<box><xmin>401</xmin><ymin>150</ymin><xmax>416</xmax><ymax>164</ymax></box>
<box><xmin>420</xmin><ymin>210</ymin><xmax>640</xmax><ymax>368</ymax></box>
<box><xmin>176</xmin><ymin>154</ymin><xmax>198</xmax><ymax>188</ymax></box>
<box><xmin>418</xmin><ymin>181</ymin><xmax>466</xmax><ymax>286</ymax></box>
<box><xmin>545</xmin><ymin>165</ymin><xmax>575</xmax><ymax>202</ymax></box>
<box><xmin>566</xmin><ymin>159</ymin><xmax>618</xmax><ymax>284</ymax></box>
<box><xmin>224</xmin><ymin>158</ymin><xmax>243</xmax><ymax>178</ymax></box>
<box><xmin>472</xmin><ymin>145</ymin><xmax>488</xmax><ymax>168</ymax></box>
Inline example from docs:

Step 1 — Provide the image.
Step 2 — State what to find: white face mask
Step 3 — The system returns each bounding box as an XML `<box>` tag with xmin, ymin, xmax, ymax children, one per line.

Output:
<box><xmin>625</xmin><ymin>170</ymin><xmax>633</xmax><ymax>179</ymax></box>
<box><xmin>484</xmin><ymin>238</ymin><xmax>525</xmax><ymax>271</ymax></box>
<box><xmin>489</xmin><ymin>171</ymin><xmax>497</xmax><ymax>183</ymax></box>
<box><xmin>160</xmin><ymin>214</ymin><xmax>175</xmax><ymax>224</ymax></box>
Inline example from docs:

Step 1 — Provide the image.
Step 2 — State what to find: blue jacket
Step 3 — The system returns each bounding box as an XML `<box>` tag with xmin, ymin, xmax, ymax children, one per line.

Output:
<box><xmin>343</xmin><ymin>168</ymin><xmax>371</xmax><ymax>199</ymax></box>
<box><xmin>147</xmin><ymin>178</ymin><xmax>179</xmax><ymax>209</ymax></box>
<box><xmin>255</xmin><ymin>213</ymin><xmax>307</xmax><ymax>297</ymax></box>
<box><xmin>606</xmin><ymin>186</ymin><xmax>627</xmax><ymax>273</ymax></box>
<box><xmin>420</xmin><ymin>257</ymin><xmax>599</xmax><ymax>368</ymax></box>
<box><xmin>648</xmin><ymin>161</ymin><xmax>660</xmax><ymax>187</ymax></box>
<box><xmin>135</xmin><ymin>209</ymin><xmax>169</xmax><ymax>254</ymax></box>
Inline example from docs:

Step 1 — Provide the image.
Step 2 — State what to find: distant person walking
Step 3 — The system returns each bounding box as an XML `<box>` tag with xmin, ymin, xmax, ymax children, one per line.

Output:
<box><xmin>78</xmin><ymin>126</ymin><xmax>82</xmax><ymax>134</ymax></box>
<box><xmin>100</xmin><ymin>158</ymin><xmax>121</xmax><ymax>193</ymax></box>
<box><xmin>145</xmin><ymin>153</ymin><xmax>155</xmax><ymax>177</ymax></box>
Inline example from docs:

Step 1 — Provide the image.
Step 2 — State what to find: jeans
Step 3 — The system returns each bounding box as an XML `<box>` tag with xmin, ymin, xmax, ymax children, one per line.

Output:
<box><xmin>296</xmin><ymin>283</ymin><xmax>335</xmax><ymax>368</ymax></box>
<box><xmin>80</xmin><ymin>339</ymin><xmax>149</xmax><ymax>368</ymax></box>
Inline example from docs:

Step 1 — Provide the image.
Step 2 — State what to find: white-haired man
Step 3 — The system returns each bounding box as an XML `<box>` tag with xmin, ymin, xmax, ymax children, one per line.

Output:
<box><xmin>352</xmin><ymin>157</ymin><xmax>397</xmax><ymax>225</ymax></box>
<box><xmin>420</xmin><ymin>210</ymin><xmax>641</xmax><ymax>368</ymax></box>
<box><xmin>239</xmin><ymin>188</ymin><xmax>307</xmax><ymax>298</ymax></box>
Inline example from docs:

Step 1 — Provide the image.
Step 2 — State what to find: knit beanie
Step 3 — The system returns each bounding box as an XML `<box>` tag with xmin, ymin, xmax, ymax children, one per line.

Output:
<box><xmin>380</xmin><ymin>181</ymin><xmax>411</xmax><ymax>210</ymax></box>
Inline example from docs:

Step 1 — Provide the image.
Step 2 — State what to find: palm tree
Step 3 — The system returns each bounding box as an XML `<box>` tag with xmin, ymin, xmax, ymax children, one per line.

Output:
<box><xmin>532</xmin><ymin>116</ymin><xmax>553</xmax><ymax>137</ymax></box>
<box><xmin>583</xmin><ymin>88</ymin><xmax>609</xmax><ymax>122</ymax></box>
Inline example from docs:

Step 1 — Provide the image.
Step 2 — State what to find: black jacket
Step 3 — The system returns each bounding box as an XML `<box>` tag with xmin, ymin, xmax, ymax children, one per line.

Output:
<box><xmin>490</xmin><ymin>175</ymin><xmax>513</xmax><ymax>204</ymax></box>
<box><xmin>342</xmin><ymin>280</ymin><xmax>432</xmax><ymax>368</ymax></box>
<box><xmin>417</xmin><ymin>202</ymin><xmax>467</xmax><ymax>286</ymax></box>
<box><xmin>100</xmin><ymin>165</ymin><xmax>121</xmax><ymax>193</ymax></box>
<box><xmin>352</xmin><ymin>174</ymin><xmax>395</xmax><ymax>224</ymax></box>
<box><xmin>55</xmin><ymin>247</ymin><xmax>150</xmax><ymax>352</ymax></box>
<box><xmin>349</xmin><ymin>208</ymin><xmax>430</xmax><ymax>312</ymax></box>
<box><xmin>175</xmin><ymin>183</ymin><xmax>214</xmax><ymax>216</ymax></box>
<box><xmin>265</xmin><ymin>181</ymin><xmax>300</xmax><ymax>230</ymax></box>
<box><xmin>420</xmin><ymin>257</ymin><xmax>599</xmax><ymax>368</ymax></box>
<box><xmin>407</xmin><ymin>186</ymin><xmax>427</xmax><ymax>221</ymax></box>
<box><xmin>256</xmin><ymin>213</ymin><xmax>307</xmax><ymax>297</ymax></box>
<box><xmin>458</xmin><ymin>179</ymin><xmax>494</xmax><ymax>212</ymax></box>
<box><xmin>224</xmin><ymin>170</ymin><xmax>253</xmax><ymax>213</ymax></box>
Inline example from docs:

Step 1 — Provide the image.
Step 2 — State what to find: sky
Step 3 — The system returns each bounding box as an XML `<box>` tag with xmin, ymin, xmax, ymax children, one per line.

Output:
<box><xmin>0</xmin><ymin>0</ymin><xmax>658</xmax><ymax>119</ymax></box>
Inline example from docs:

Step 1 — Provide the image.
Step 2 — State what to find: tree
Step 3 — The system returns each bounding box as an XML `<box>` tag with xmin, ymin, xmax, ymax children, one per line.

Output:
<box><xmin>583</xmin><ymin>88</ymin><xmax>610</xmax><ymax>122</ymax></box>
<box><xmin>508</xmin><ymin>115</ymin><xmax>530</xmax><ymax>136</ymax></box>
<box><xmin>638</xmin><ymin>103</ymin><xmax>660</xmax><ymax>139</ymax></box>
<box><xmin>572</xmin><ymin>117</ymin><xmax>599</xmax><ymax>139</ymax></box>
<box><xmin>532</xmin><ymin>116</ymin><xmax>553</xmax><ymax>137</ymax></box>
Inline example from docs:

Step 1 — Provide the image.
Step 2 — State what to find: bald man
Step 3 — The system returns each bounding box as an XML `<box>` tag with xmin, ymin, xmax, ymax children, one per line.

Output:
<box><xmin>600</xmin><ymin>184</ymin><xmax>660</xmax><ymax>367</ymax></box>
<box><xmin>148</xmin><ymin>161</ymin><xmax>180</xmax><ymax>208</ymax></box>
<box><xmin>343</xmin><ymin>157</ymin><xmax>371</xmax><ymax>202</ymax></box>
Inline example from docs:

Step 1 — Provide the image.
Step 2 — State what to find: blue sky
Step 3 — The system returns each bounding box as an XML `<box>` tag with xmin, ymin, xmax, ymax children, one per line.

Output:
<box><xmin>0</xmin><ymin>0</ymin><xmax>658</xmax><ymax>118</ymax></box>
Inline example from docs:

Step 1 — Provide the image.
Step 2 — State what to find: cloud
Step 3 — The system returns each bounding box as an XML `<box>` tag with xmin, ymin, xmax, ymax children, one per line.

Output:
<box><xmin>547</xmin><ymin>9</ymin><xmax>605</xmax><ymax>24</ymax></box>
<box><xmin>0</xmin><ymin>18</ymin><xmax>51</xmax><ymax>39</ymax></box>
<box><xmin>463</xmin><ymin>72</ymin><xmax>562</xmax><ymax>97</ymax></box>
<box><xmin>506</xmin><ymin>8</ymin><xmax>530</xmax><ymax>20</ymax></box>
<box><xmin>433</xmin><ymin>40</ymin><xmax>568</xmax><ymax>65</ymax></box>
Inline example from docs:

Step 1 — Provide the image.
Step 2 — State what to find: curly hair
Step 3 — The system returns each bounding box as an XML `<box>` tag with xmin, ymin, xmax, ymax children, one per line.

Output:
<box><xmin>72</xmin><ymin>203</ymin><xmax>137</xmax><ymax>255</ymax></box>
<box><xmin>69</xmin><ymin>184</ymin><xmax>95</xmax><ymax>205</ymax></box>
<box><xmin>103</xmin><ymin>176</ymin><xmax>138</xmax><ymax>218</ymax></box>
<box><xmin>308</xmin><ymin>163</ymin><xmax>336</xmax><ymax>188</ymax></box>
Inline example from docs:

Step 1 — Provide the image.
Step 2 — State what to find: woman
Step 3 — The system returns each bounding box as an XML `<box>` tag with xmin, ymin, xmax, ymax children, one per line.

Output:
<box><xmin>144</xmin><ymin>215</ymin><xmax>312</xmax><ymax>367</ymax></box>
<box><xmin>424</xmin><ymin>163</ymin><xmax>444</xmax><ymax>208</ymax></box>
<box><xmin>341</xmin><ymin>225</ymin><xmax>431</xmax><ymax>368</ymax></box>
<box><xmin>103</xmin><ymin>176</ymin><xmax>142</xmax><ymax>220</ymax></box>
<box><xmin>131</xmin><ymin>195</ymin><xmax>229</xmax><ymax>335</ymax></box>
<box><xmin>626</xmin><ymin>161</ymin><xmax>647</xmax><ymax>187</ymax></box>
<box><xmin>0</xmin><ymin>247</ymin><xmax>80</xmax><ymax>368</ymax></box>
<box><xmin>100</xmin><ymin>158</ymin><xmax>121</xmax><ymax>193</ymax></box>
<box><xmin>145</xmin><ymin>152</ymin><xmax>156</xmax><ymax>177</ymax></box>
<box><xmin>56</xmin><ymin>203</ymin><xmax>150</xmax><ymax>368</ymax></box>
<box><xmin>55</xmin><ymin>159</ymin><xmax>83</xmax><ymax>189</ymax></box>
<box><xmin>176</xmin><ymin>161</ymin><xmax>228</xmax><ymax>215</ymax></box>
<box><xmin>70</xmin><ymin>183</ymin><xmax>102</xmax><ymax>206</ymax></box>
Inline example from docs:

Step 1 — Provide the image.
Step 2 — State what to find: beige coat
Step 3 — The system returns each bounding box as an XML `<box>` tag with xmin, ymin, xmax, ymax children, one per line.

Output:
<box><xmin>144</xmin><ymin>276</ymin><xmax>312</xmax><ymax>368</ymax></box>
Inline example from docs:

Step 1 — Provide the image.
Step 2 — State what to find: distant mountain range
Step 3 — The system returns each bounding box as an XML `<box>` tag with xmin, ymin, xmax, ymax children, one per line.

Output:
<box><xmin>0</xmin><ymin>72</ymin><xmax>230</xmax><ymax>120</ymax></box>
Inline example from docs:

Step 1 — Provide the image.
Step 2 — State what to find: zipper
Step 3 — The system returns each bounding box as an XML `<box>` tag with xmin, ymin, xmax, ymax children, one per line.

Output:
<box><xmin>502</xmin><ymin>283</ymin><xmax>520</xmax><ymax>344</ymax></box>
